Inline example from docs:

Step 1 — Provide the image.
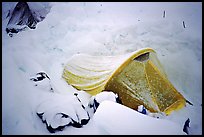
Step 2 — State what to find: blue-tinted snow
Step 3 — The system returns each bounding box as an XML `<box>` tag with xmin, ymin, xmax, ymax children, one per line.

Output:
<box><xmin>2</xmin><ymin>2</ymin><xmax>202</xmax><ymax>135</ymax></box>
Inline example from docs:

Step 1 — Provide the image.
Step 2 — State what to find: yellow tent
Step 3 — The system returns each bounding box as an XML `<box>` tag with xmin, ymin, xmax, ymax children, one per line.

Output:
<box><xmin>62</xmin><ymin>48</ymin><xmax>186</xmax><ymax>115</ymax></box>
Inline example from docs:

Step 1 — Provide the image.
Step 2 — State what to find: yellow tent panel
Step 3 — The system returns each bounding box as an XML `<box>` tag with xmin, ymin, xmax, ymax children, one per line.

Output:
<box><xmin>62</xmin><ymin>48</ymin><xmax>186</xmax><ymax>115</ymax></box>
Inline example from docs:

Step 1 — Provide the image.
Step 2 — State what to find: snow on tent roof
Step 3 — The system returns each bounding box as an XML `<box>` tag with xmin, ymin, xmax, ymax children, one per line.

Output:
<box><xmin>62</xmin><ymin>48</ymin><xmax>186</xmax><ymax>115</ymax></box>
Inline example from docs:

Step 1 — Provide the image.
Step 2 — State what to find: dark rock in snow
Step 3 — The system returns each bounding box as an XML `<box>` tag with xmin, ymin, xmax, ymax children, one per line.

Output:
<box><xmin>30</xmin><ymin>72</ymin><xmax>50</xmax><ymax>81</ymax></box>
<box><xmin>30</xmin><ymin>72</ymin><xmax>53</xmax><ymax>92</ymax></box>
<box><xmin>37</xmin><ymin>111</ymin><xmax>85</xmax><ymax>133</ymax></box>
<box><xmin>36</xmin><ymin>94</ymin><xmax>90</xmax><ymax>133</ymax></box>
<box><xmin>6</xmin><ymin>2</ymin><xmax>37</xmax><ymax>35</ymax></box>
<box><xmin>6</xmin><ymin>2</ymin><xmax>51</xmax><ymax>36</ymax></box>
<box><xmin>183</xmin><ymin>118</ymin><xmax>190</xmax><ymax>134</ymax></box>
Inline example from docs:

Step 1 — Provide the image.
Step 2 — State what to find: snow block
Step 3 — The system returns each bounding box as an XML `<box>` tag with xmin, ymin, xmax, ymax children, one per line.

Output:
<box><xmin>88</xmin><ymin>91</ymin><xmax>121</xmax><ymax>112</ymax></box>
<box><xmin>93</xmin><ymin>101</ymin><xmax>186</xmax><ymax>135</ymax></box>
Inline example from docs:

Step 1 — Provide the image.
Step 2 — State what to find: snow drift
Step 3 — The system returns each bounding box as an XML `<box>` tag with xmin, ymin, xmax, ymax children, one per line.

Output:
<box><xmin>93</xmin><ymin>101</ymin><xmax>186</xmax><ymax>135</ymax></box>
<box><xmin>2</xmin><ymin>2</ymin><xmax>202</xmax><ymax>135</ymax></box>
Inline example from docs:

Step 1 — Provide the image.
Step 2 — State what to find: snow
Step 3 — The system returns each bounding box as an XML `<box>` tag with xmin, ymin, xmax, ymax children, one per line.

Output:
<box><xmin>36</xmin><ymin>93</ymin><xmax>90</xmax><ymax>129</ymax></box>
<box><xmin>2</xmin><ymin>2</ymin><xmax>202</xmax><ymax>135</ymax></box>
<box><xmin>92</xmin><ymin>91</ymin><xmax>118</xmax><ymax>103</ymax></box>
<box><xmin>93</xmin><ymin>101</ymin><xmax>186</xmax><ymax>135</ymax></box>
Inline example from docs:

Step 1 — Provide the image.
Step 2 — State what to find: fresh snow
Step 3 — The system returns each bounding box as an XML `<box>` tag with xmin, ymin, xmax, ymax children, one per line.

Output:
<box><xmin>93</xmin><ymin>101</ymin><xmax>186</xmax><ymax>135</ymax></box>
<box><xmin>2</xmin><ymin>2</ymin><xmax>202</xmax><ymax>135</ymax></box>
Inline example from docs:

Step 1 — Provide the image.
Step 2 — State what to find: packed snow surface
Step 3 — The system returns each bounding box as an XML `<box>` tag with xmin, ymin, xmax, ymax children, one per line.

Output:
<box><xmin>2</xmin><ymin>2</ymin><xmax>202</xmax><ymax>135</ymax></box>
<box><xmin>93</xmin><ymin>101</ymin><xmax>186</xmax><ymax>135</ymax></box>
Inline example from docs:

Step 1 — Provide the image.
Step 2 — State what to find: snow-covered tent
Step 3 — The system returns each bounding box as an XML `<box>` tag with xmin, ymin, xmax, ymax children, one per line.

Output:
<box><xmin>62</xmin><ymin>48</ymin><xmax>186</xmax><ymax>115</ymax></box>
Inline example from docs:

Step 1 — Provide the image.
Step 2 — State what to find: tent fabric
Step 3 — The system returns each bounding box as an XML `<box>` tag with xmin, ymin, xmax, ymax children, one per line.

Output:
<box><xmin>62</xmin><ymin>48</ymin><xmax>186</xmax><ymax>115</ymax></box>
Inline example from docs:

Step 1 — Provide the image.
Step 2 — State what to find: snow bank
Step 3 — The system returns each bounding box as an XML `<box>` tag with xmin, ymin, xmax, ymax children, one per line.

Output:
<box><xmin>93</xmin><ymin>101</ymin><xmax>186</xmax><ymax>135</ymax></box>
<box><xmin>2</xmin><ymin>2</ymin><xmax>202</xmax><ymax>135</ymax></box>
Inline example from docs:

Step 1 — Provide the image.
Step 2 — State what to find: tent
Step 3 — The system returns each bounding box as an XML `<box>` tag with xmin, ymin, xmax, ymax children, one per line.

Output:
<box><xmin>62</xmin><ymin>48</ymin><xmax>186</xmax><ymax>115</ymax></box>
